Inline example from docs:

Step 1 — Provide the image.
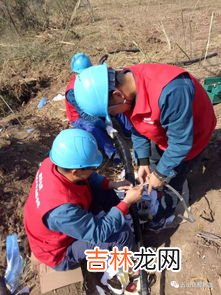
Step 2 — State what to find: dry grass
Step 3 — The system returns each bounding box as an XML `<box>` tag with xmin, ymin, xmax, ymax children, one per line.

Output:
<box><xmin>0</xmin><ymin>0</ymin><xmax>92</xmax><ymax>117</ymax></box>
<box><xmin>0</xmin><ymin>0</ymin><xmax>221</xmax><ymax>118</ymax></box>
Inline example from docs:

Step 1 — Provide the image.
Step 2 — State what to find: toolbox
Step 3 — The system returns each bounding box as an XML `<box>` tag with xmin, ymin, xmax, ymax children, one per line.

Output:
<box><xmin>203</xmin><ymin>76</ymin><xmax>221</xmax><ymax>104</ymax></box>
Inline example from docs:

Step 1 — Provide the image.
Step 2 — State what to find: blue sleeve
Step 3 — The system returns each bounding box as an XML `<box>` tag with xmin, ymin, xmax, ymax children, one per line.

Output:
<box><xmin>66</xmin><ymin>89</ymin><xmax>106</xmax><ymax>128</ymax></box>
<box><xmin>157</xmin><ymin>74</ymin><xmax>195</xmax><ymax>177</ymax></box>
<box><xmin>66</xmin><ymin>89</ymin><xmax>81</xmax><ymax>113</ymax></box>
<box><xmin>115</xmin><ymin>113</ymin><xmax>132</xmax><ymax>136</ymax></box>
<box><xmin>131</xmin><ymin>127</ymin><xmax>151</xmax><ymax>160</ymax></box>
<box><xmin>44</xmin><ymin>203</ymin><xmax>125</xmax><ymax>243</ymax></box>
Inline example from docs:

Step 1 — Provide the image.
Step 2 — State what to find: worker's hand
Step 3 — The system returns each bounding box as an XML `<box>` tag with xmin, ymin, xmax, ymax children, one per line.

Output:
<box><xmin>147</xmin><ymin>172</ymin><xmax>164</xmax><ymax>194</ymax></box>
<box><xmin>123</xmin><ymin>185</ymin><xmax>143</xmax><ymax>207</ymax></box>
<box><xmin>137</xmin><ymin>165</ymin><xmax>151</xmax><ymax>185</ymax></box>
<box><xmin>109</xmin><ymin>180</ymin><xmax>132</xmax><ymax>190</ymax></box>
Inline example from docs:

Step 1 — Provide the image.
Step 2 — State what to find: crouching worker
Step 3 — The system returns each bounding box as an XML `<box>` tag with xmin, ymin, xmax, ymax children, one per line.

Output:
<box><xmin>24</xmin><ymin>129</ymin><xmax>143</xmax><ymax>294</ymax></box>
<box><xmin>65</xmin><ymin>52</ymin><xmax>120</xmax><ymax>162</ymax></box>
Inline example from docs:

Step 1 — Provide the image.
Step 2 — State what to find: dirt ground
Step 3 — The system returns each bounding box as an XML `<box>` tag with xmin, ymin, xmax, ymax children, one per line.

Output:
<box><xmin>1</xmin><ymin>0</ymin><xmax>221</xmax><ymax>294</ymax></box>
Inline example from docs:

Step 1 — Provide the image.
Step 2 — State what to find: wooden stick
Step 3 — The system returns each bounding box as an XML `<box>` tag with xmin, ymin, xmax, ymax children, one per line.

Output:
<box><xmin>69</xmin><ymin>0</ymin><xmax>81</xmax><ymax>26</ymax></box>
<box><xmin>204</xmin><ymin>12</ymin><xmax>215</xmax><ymax>63</ymax></box>
<box><xmin>161</xmin><ymin>21</ymin><xmax>171</xmax><ymax>51</ymax></box>
<box><xmin>172</xmin><ymin>52</ymin><xmax>218</xmax><ymax>66</ymax></box>
<box><xmin>189</xmin><ymin>20</ymin><xmax>193</xmax><ymax>58</ymax></box>
<box><xmin>181</xmin><ymin>10</ymin><xmax>186</xmax><ymax>50</ymax></box>
<box><xmin>133</xmin><ymin>40</ymin><xmax>151</xmax><ymax>61</ymax></box>
<box><xmin>0</xmin><ymin>43</ymin><xmax>20</xmax><ymax>47</ymax></box>
<box><xmin>108</xmin><ymin>48</ymin><xmax>140</xmax><ymax>54</ymax></box>
<box><xmin>175</xmin><ymin>42</ymin><xmax>191</xmax><ymax>60</ymax></box>
<box><xmin>85</xmin><ymin>0</ymin><xmax>95</xmax><ymax>22</ymax></box>
<box><xmin>49</xmin><ymin>0</ymin><xmax>81</xmax><ymax>71</ymax></box>
<box><xmin>194</xmin><ymin>0</ymin><xmax>200</xmax><ymax>9</ymax></box>
<box><xmin>218</xmin><ymin>276</ymin><xmax>221</xmax><ymax>292</ymax></box>
<box><xmin>58</xmin><ymin>41</ymin><xmax>76</xmax><ymax>46</ymax></box>
<box><xmin>0</xmin><ymin>95</ymin><xmax>22</xmax><ymax>126</ymax></box>
<box><xmin>3</xmin><ymin>1</ymin><xmax>21</xmax><ymax>37</ymax></box>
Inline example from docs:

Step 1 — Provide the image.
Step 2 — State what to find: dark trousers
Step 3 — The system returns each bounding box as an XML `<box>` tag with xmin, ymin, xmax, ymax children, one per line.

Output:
<box><xmin>150</xmin><ymin>142</ymin><xmax>201</xmax><ymax>220</ymax></box>
<box><xmin>54</xmin><ymin>188</ymin><xmax>135</xmax><ymax>271</ymax></box>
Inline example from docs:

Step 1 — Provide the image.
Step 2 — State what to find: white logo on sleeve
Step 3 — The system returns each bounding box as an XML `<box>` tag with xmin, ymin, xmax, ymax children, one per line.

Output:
<box><xmin>35</xmin><ymin>171</ymin><xmax>43</xmax><ymax>208</ymax></box>
<box><xmin>143</xmin><ymin>117</ymin><xmax>155</xmax><ymax>124</ymax></box>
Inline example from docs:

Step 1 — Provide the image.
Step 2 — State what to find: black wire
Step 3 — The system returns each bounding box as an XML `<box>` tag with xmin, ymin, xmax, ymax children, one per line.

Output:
<box><xmin>112</xmin><ymin>118</ymin><xmax>150</xmax><ymax>295</ymax></box>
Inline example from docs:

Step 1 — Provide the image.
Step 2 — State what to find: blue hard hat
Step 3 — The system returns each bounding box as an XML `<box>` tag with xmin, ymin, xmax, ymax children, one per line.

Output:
<box><xmin>70</xmin><ymin>52</ymin><xmax>92</xmax><ymax>73</ymax></box>
<box><xmin>74</xmin><ymin>64</ymin><xmax>111</xmax><ymax>123</ymax></box>
<box><xmin>49</xmin><ymin>129</ymin><xmax>103</xmax><ymax>169</ymax></box>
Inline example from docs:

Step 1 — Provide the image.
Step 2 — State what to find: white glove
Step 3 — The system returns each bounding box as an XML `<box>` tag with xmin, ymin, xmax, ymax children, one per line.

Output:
<box><xmin>106</xmin><ymin>124</ymin><xmax>118</xmax><ymax>138</ymax></box>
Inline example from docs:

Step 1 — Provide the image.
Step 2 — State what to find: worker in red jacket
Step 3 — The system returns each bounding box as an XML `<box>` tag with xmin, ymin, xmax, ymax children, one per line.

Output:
<box><xmin>65</xmin><ymin>52</ymin><xmax>92</xmax><ymax>123</ymax></box>
<box><xmin>65</xmin><ymin>53</ymin><xmax>123</xmax><ymax>163</ymax></box>
<box><xmin>73</xmin><ymin>63</ymin><xmax>216</xmax><ymax>229</ymax></box>
<box><xmin>24</xmin><ymin>128</ymin><xmax>143</xmax><ymax>294</ymax></box>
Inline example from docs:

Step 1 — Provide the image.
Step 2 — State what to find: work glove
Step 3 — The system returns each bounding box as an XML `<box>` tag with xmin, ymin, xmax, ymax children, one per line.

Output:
<box><xmin>106</xmin><ymin>124</ymin><xmax>118</xmax><ymax>138</ymax></box>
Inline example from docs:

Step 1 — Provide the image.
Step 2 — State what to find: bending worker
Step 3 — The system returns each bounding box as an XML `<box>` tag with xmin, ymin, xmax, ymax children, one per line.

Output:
<box><xmin>73</xmin><ymin>63</ymin><xmax>216</xmax><ymax>226</ymax></box>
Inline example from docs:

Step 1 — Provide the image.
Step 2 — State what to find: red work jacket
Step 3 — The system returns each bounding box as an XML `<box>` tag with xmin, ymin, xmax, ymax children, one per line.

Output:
<box><xmin>24</xmin><ymin>158</ymin><xmax>92</xmax><ymax>267</ymax></box>
<box><xmin>65</xmin><ymin>74</ymin><xmax>80</xmax><ymax>122</ymax></box>
<box><xmin>126</xmin><ymin>64</ymin><xmax>216</xmax><ymax>160</ymax></box>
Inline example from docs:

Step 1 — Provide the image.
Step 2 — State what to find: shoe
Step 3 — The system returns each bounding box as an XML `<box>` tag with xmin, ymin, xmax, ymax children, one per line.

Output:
<box><xmin>106</xmin><ymin>270</ymin><xmax>131</xmax><ymax>295</ymax></box>
<box><xmin>125</xmin><ymin>281</ymin><xmax>138</xmax><ymax>293</ymax></box>
<box><xmin>125</xmin><ymin>271</ymin><xmax>140</xmax><ymax>294</ymax></box>
<box><xmin>125</xmin><ymin>274</ymin><xmax>154</xmax><ymax>294</ymax></box>
<box><xmin>107</xmin><ymin>275</ymin><xmax>124</xmax><ymax>294</ymax></box>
